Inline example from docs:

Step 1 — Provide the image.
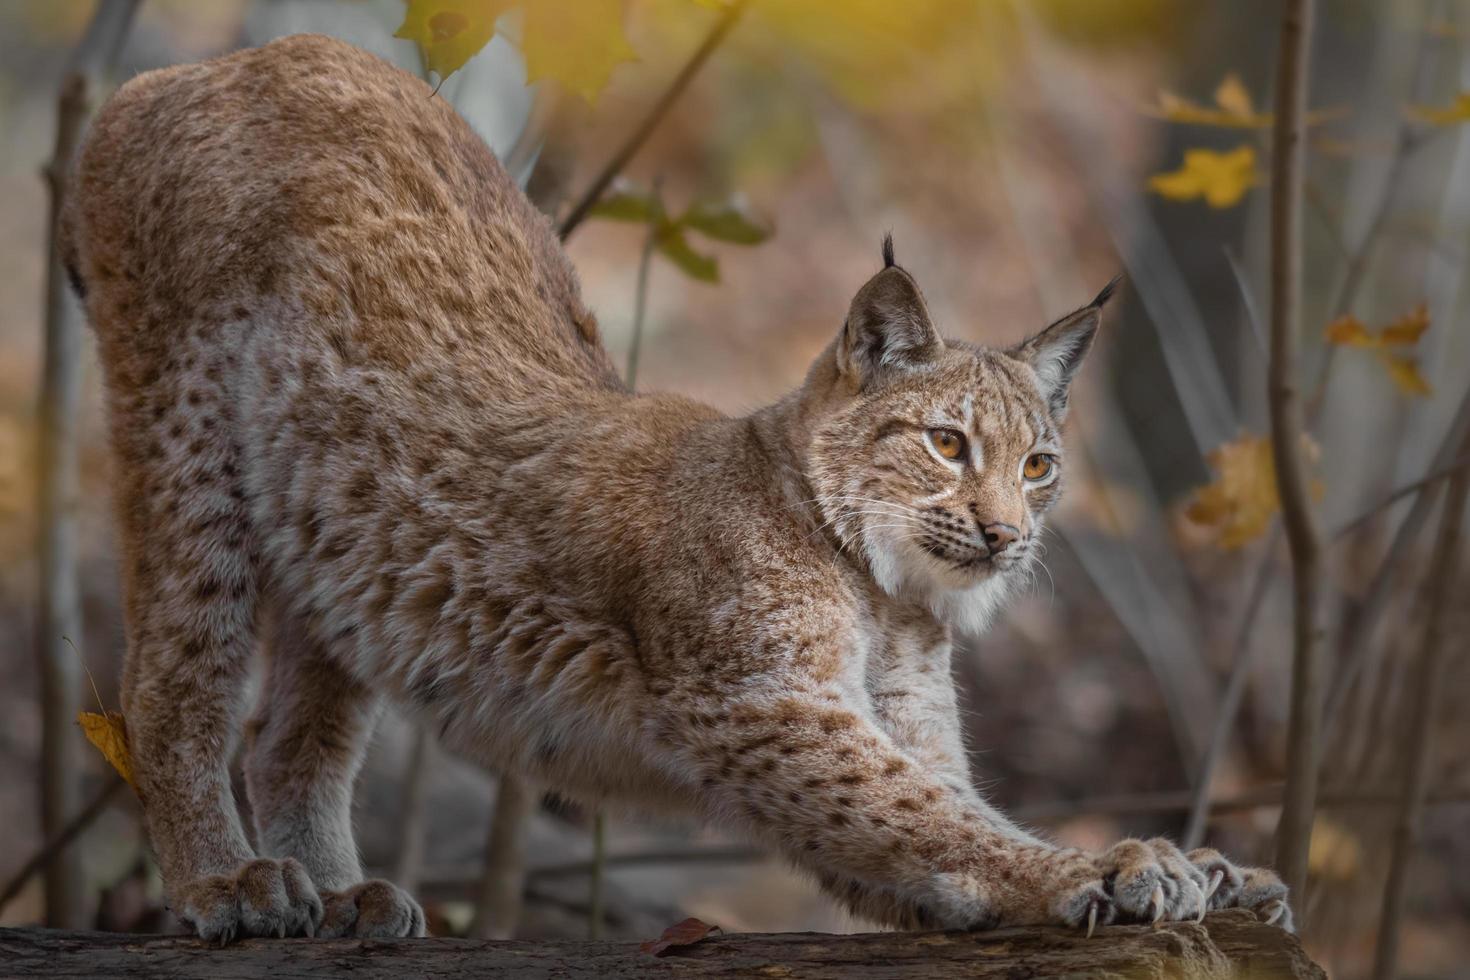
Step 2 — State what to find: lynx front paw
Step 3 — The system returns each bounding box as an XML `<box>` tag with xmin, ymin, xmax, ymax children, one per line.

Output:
<box><xmin>1041</xmin><ymin>839</ymin><xmax>1212</xmax><ymax>935</ymax></box>
<box><xmin>319</xmin><ymin>879</ymin><xmax>427</xmax><ymax>938</ymax></box>
<box><xmin>1187</xmin><ymin>848</ymin><xmax>1292</xmax><ymax>931</ymax></box>
<box><xmin>173</xmin><ymin>857</ymin><xmax>324</xmax><ymax>943</ymax></box>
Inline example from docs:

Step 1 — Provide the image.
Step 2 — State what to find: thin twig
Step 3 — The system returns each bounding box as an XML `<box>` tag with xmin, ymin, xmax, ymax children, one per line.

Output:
<box><xmin>588</xmin><ymin>812</ymin><xmax>606</xmax><ymax>939</ymax></box>
<box><xmin>1370</xmin><ymin>461</ymin><xmax>1467</xmax><ymax>980</ymax></box>
<box><xmin>0</xmin><ymin>776</ymin><xmax>125</xmax><ymax>916</ymax></box>
<box><xmin>557</xmin><ymin>0</ymin><xmax>749</xmax><ymax>241</ymax></box>
<box><xmin>390</xmin><ymin>727</ymin><xmax>433</xmax><ymax>892</ymax></box>
<box><xmin>1267</xmin><ymin>0</ymin><xmax>1323</xmax><ymax>916</ymax></box>
<box><xmin>469</xmin><ymin>776</ymin><xmax>536</xmax><ymax>940</ymax></box>
<box><xmin>35</xmin><ymin>0</ymin><xmax>141</xmax><ymax>929</ymax></box>
<box><xmin>1181</xmin><ymin>528</ymin><xmax>1280</xmax><ymax>851</ymax></box>
<box><xmin>1327</xmin><ymin>454</ymin><xmax>1470</xmax><ymax>543</ymax></box>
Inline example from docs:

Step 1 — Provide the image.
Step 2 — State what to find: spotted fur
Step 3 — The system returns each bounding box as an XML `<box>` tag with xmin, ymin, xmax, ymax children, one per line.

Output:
<box><xmin>62</xmin><ymin>35</ymin><xmax>1290</xmax><ymax>940</ymax></box>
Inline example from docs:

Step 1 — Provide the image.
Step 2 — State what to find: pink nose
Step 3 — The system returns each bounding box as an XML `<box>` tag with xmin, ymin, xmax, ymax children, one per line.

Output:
<box><xmin>981</xmin><ymin>523</ymin><xmax>1019</xmax><ymax>554</ymax></box>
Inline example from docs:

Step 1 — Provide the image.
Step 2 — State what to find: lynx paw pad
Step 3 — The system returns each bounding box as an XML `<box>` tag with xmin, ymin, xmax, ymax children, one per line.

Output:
<box><xmin>174</xmin><ymin>857</ymin><xmax>323</xmax><ymax>943</ymax></box>
<box><xmin>319</xmin><ymin>879</ymin><xmax>426</xmax><ymax>938</ymax></box>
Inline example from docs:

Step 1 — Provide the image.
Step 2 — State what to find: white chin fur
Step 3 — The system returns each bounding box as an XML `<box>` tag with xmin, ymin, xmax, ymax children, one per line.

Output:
<box><xmin>862</xmin><ymin>532</ymin><xmax>1012</xmax><ymax>636</ymax></box>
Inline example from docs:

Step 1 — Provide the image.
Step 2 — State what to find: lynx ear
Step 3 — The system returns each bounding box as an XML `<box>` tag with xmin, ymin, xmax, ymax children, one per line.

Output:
<box><xmin>1013</xmin><ymin>275</ymin><xmax>1121</xmax><ymax>418</ymax></box>
<box><xmin>836</xmin><ymin>236</ymin><xmax>943</xmax><ymax>385</ymax></box>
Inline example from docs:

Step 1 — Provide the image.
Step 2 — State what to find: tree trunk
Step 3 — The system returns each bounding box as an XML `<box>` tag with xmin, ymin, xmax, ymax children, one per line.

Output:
<box><xmin>0</xmin><ymin>912</ymin><xmax>1324</xmax><ymax>978</ymax></box>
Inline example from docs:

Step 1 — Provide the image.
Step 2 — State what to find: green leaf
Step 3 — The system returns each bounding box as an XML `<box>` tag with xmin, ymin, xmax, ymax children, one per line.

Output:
<box><xmin>657</xmin><ymin>228</ymin><xmax>719</xmax><ymax>282</ymax></box>
<box><xmin>589</xmin><ymin>191</ymin><xmax>659</xmax><ymax>224</ymax></box>
<box><xmin>679</xmin><ymin>199</ymin><xmax>772</xmax><ymax>245</ymax></box>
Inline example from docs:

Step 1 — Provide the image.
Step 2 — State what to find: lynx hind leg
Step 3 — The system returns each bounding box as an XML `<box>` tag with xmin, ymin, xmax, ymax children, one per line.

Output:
<box><xmin>106</xmin><ymin>335</ymin><xmax>324</xmax><ymax>940</ymax></box>
<box><xmin>245</xmin><ymin>605</ymin><xmax>425</xmax><ymax>938</ymax></box>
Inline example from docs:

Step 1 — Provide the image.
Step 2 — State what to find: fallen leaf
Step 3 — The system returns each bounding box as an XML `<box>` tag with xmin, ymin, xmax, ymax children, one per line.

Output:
<box><xmin>1148</xmin><ymin>145</ymin><xmax>1258</xmax><ymax>208</ymax></box>
<box><xmin>394</xmin><ymin>0</ymin><xmax>511</xmax><ymax>82</ymax></box>
<box><xmin>78</xmin><ymin>711</ymin><xmax>137</xmax><ymax>792</ymax></box>
<box><xmin>640</xmin><ymin>917</ymin><xmax>721</xmax><ymax>956</ymax></box>
<box><xmin>522</xmin><ymin>0</ymin><xmax>639</xmax><ymax>104</ymax></box>
<box><xmin>1407</xmin><ymin>92</ymin><xmax>1470</xmax><ymax>126</ymax></box>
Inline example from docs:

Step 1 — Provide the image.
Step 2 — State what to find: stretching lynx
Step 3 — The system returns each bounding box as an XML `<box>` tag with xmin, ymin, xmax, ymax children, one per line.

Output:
<box><xmin>63</xmin><ymin>35</ymin><xmax>1289</xmax><ymax>941</ymax></box>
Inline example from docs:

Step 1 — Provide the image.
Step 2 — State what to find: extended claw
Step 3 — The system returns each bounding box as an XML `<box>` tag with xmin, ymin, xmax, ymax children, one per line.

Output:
<box><xmin>1196</xmin><ymin>893</ymin><xmax>1207</xmax><ymax>923</ymax></box>
<box><xmin>1265</xmin><ymin>901</ymin><xmax>1285</xmax><ymax>926</ymax></box>
<box><xmin>1205</xmin><ymin>869</ymin><xmax>1224</xmax><ymax>900</ymax></box>
<box><xmin>1150</xmin><ymin>884</ymin><xmax>1166</xmax><ymax>926</ymax></box>
<box><xmin>1086</xmin><ymin>902</ymin><xmax>1098</xmax><ymax>939</ymax></box>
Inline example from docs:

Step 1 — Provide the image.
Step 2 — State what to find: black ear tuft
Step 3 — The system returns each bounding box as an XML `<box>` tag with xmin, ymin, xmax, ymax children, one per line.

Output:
<box><xmin>1092</xmin><ymin>272</ymin><xmax>1124</xmax><ymax>309</ymax></box>
<box><xmin>881</xmin><ymin>233</ymin><xmax>896</xmax><ymax>269</ymax></box>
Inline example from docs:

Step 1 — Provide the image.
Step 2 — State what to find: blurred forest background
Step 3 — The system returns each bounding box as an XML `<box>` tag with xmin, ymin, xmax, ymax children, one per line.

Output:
<box><xmin>1</xmin><ymin>1</ymin><xmax>1468</xmax><ymax>977</ymax></box>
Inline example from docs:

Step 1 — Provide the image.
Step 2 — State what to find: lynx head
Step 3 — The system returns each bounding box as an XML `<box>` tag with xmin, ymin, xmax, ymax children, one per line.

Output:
<box><xmin>802</xmin><ymin>237</ymin><xmax>1117</xmax><ymax>633</ymax></box>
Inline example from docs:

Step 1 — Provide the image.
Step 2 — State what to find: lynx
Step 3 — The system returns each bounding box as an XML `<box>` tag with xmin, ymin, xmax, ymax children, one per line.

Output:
<box><xmin>62</xmin><ymin>34</ymin><xmax>1290</xmax><ymax>941</ymax></box>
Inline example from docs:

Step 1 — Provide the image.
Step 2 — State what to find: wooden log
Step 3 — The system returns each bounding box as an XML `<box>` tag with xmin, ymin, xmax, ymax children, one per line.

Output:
<box><xmin>0</xmin><ymin>910</ymin><xmax>1323</xmax><ymax>978</ymax></box>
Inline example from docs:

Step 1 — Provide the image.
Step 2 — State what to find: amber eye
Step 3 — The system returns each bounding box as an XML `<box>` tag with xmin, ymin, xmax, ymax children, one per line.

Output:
<box><xmin>928</xmin><ymin>428</ymin><xmax>967</xmax><ymax>461</ymax></box>
<box><xmin>1023</xmin><ymin>454</ymin><xmax>1055</xmax><ymax>481</ymax></box>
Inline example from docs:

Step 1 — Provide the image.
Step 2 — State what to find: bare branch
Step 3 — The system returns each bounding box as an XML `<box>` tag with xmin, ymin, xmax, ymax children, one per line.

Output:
<box><xmin>558</xmin><ymin>1</ymin><xmax>749</xmax><ymax>241</ymax></box>
<box><xmin>1266</xmin><ymin>0</ymin><xmax>1323</xmax><ymax>917</ymax></box>
<box><xmin>469</xmin><ymin>776</ymin><xmax>536</xmax><ymax>940</ymax></box>
<box><xmin>1370</xmin><ymin>443</ymin><xmax>1469</xmax><ymax>980</ymax></box>
<box><xmin>0</xmin><ymin>777</ymin><xmax>126</xmax><ymax>917</ymax></box>
<box><xmin>35</xmin><ymin>0</ymin><xmax>141</xmax><ymax>929</ymax></box>
<box><xmin>389</xmin><ymin>728</ymin><xmax>433</xmax><ymax>892</ymax></box>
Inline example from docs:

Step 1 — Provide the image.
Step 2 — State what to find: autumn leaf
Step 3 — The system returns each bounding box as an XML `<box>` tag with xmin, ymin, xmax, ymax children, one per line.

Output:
<box><xmin>1148</xmin><ymin>145</ymin><xmax>1259</xmax><ymax>208</ymax></box>
<box><xmin>1380</xmin><ymin>303</ymin><xmax>1431</xmax><ymax>346</ymax></box>
<box><xmin>589</xmin><ymin>188</ymin><xmax>660</xmax><ymax>224</ymax></box>
<box><xmin>394</xmin><ymin>0</ymin><xmax>511</xmax><ymax>82</ymax></box>
<box><xmin>1407</xmin><ymin>92</ymin><xmax>1470</xmax><ymax>126</ymax></box>
<box><xmin>522</xmin><ymin>0</ymin><xmax>639</xmax><ymax>104</ymax></box>
<box><xmin>1185</xmin><ymin>435</ymin><xmax>1280</xmax><ymax>549</ymax></box>
<box><xmin>590</xmin><ymin>184</ymin><xmax>772</xmax><ymax>284</ymax></box>
<box><xmin>78</xmin><ymin>711</ymin><xmax>137</xmax><ymax>792</ymax></box>
<box><xmin>1146</xmin><ymin>72</ymin><xmax>1271</xmax><ymax>128</ymax></box>
<box><xmin>1324</xmin><ymin>304</ymin><xmax>1432</xmax><ymax>397</ymax></box>
<box><xmin>640</xmin><ymin>917</ymin><xmax>721</xmax><ymax>956</ymax></box>
<box><xmin>395</xmin><ymin>0</ymin><xmax>637</xmax><ymax>104</ymax></box>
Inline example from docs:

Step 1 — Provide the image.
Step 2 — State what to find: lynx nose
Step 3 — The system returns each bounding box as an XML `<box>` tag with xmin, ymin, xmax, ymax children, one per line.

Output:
<box><xmin>981</xmin><ymin>522</ymin><xmax>1019</xmax><ymax>555</ymax></box>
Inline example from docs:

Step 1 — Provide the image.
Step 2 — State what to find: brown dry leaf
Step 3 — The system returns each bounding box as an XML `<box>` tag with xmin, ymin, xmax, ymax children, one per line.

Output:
<box><xmin>640</xmin><ymin>916</ymin><xmax>722</xmax><ymax>956</ymax></box>
<box><xmin>1185</xmin><ymin>434</ymin><xmax>1279</xmax><ymax>549</ymax></box>
<box><xmin>78</xmin><ymin>711</ymin><xmax>137</xmax><ymax>792</ymax></box>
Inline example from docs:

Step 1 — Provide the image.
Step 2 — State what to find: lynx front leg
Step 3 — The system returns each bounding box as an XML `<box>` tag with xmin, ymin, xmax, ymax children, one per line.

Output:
<box><xmin>666</xmin><ymin>685</ymin><xmax>1085</xmax><ymax>929</ymax></box>
<box><xmin>245</xmin><ymin>606</ymin><xmax>425</xmax><ymax>938</ymax></box>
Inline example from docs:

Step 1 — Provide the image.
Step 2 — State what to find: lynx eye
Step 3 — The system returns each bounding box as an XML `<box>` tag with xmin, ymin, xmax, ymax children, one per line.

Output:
<box><xmin>928</xmin><ymin>428</ymin><xmax>967</xmax><ymax>461</ymax></box>
<box><xmin>1023</xmin><ymin>454</ymin><xmax>1055</xmax><ymax>481</ymax></box>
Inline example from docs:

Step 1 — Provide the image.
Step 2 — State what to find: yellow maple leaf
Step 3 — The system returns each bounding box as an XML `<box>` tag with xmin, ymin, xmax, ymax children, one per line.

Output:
<box><xmin>1148</xmin><ymin>145</ymin><xmax>1258</xmax><ymax>208</ymax></box>
<box><xmin>1145</xmin><ymin>72</ymin><xmax>1271</xmax><ymax>128</ymax></box>
<box><xmin>78</xmin><ymin>711</ymin><xmax>137</xmax><ymax>792</ymax></box>
<box><xmin>1324</xmin><ymin>304</ymin><xmax>1433</xmax><ymax>397</ymax></box>
<box><xmin>394</xmin><ymin>0</ymin><xmax>512</xmax><ymax>82</ymax></box>
<box><xmin>522</xmin><ymin>0</ymin><xmax>639</xmax><ymax>104</ymax></box>
<box><xmin>1185</xmin><ymin>434</ymin><xmax>1279</xmax><ymax>549</ymax></box>
<box><xmin>1407</xmin><ymin>92</ymin><xmax>1470</xmax><ymax>126</ymax></box>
